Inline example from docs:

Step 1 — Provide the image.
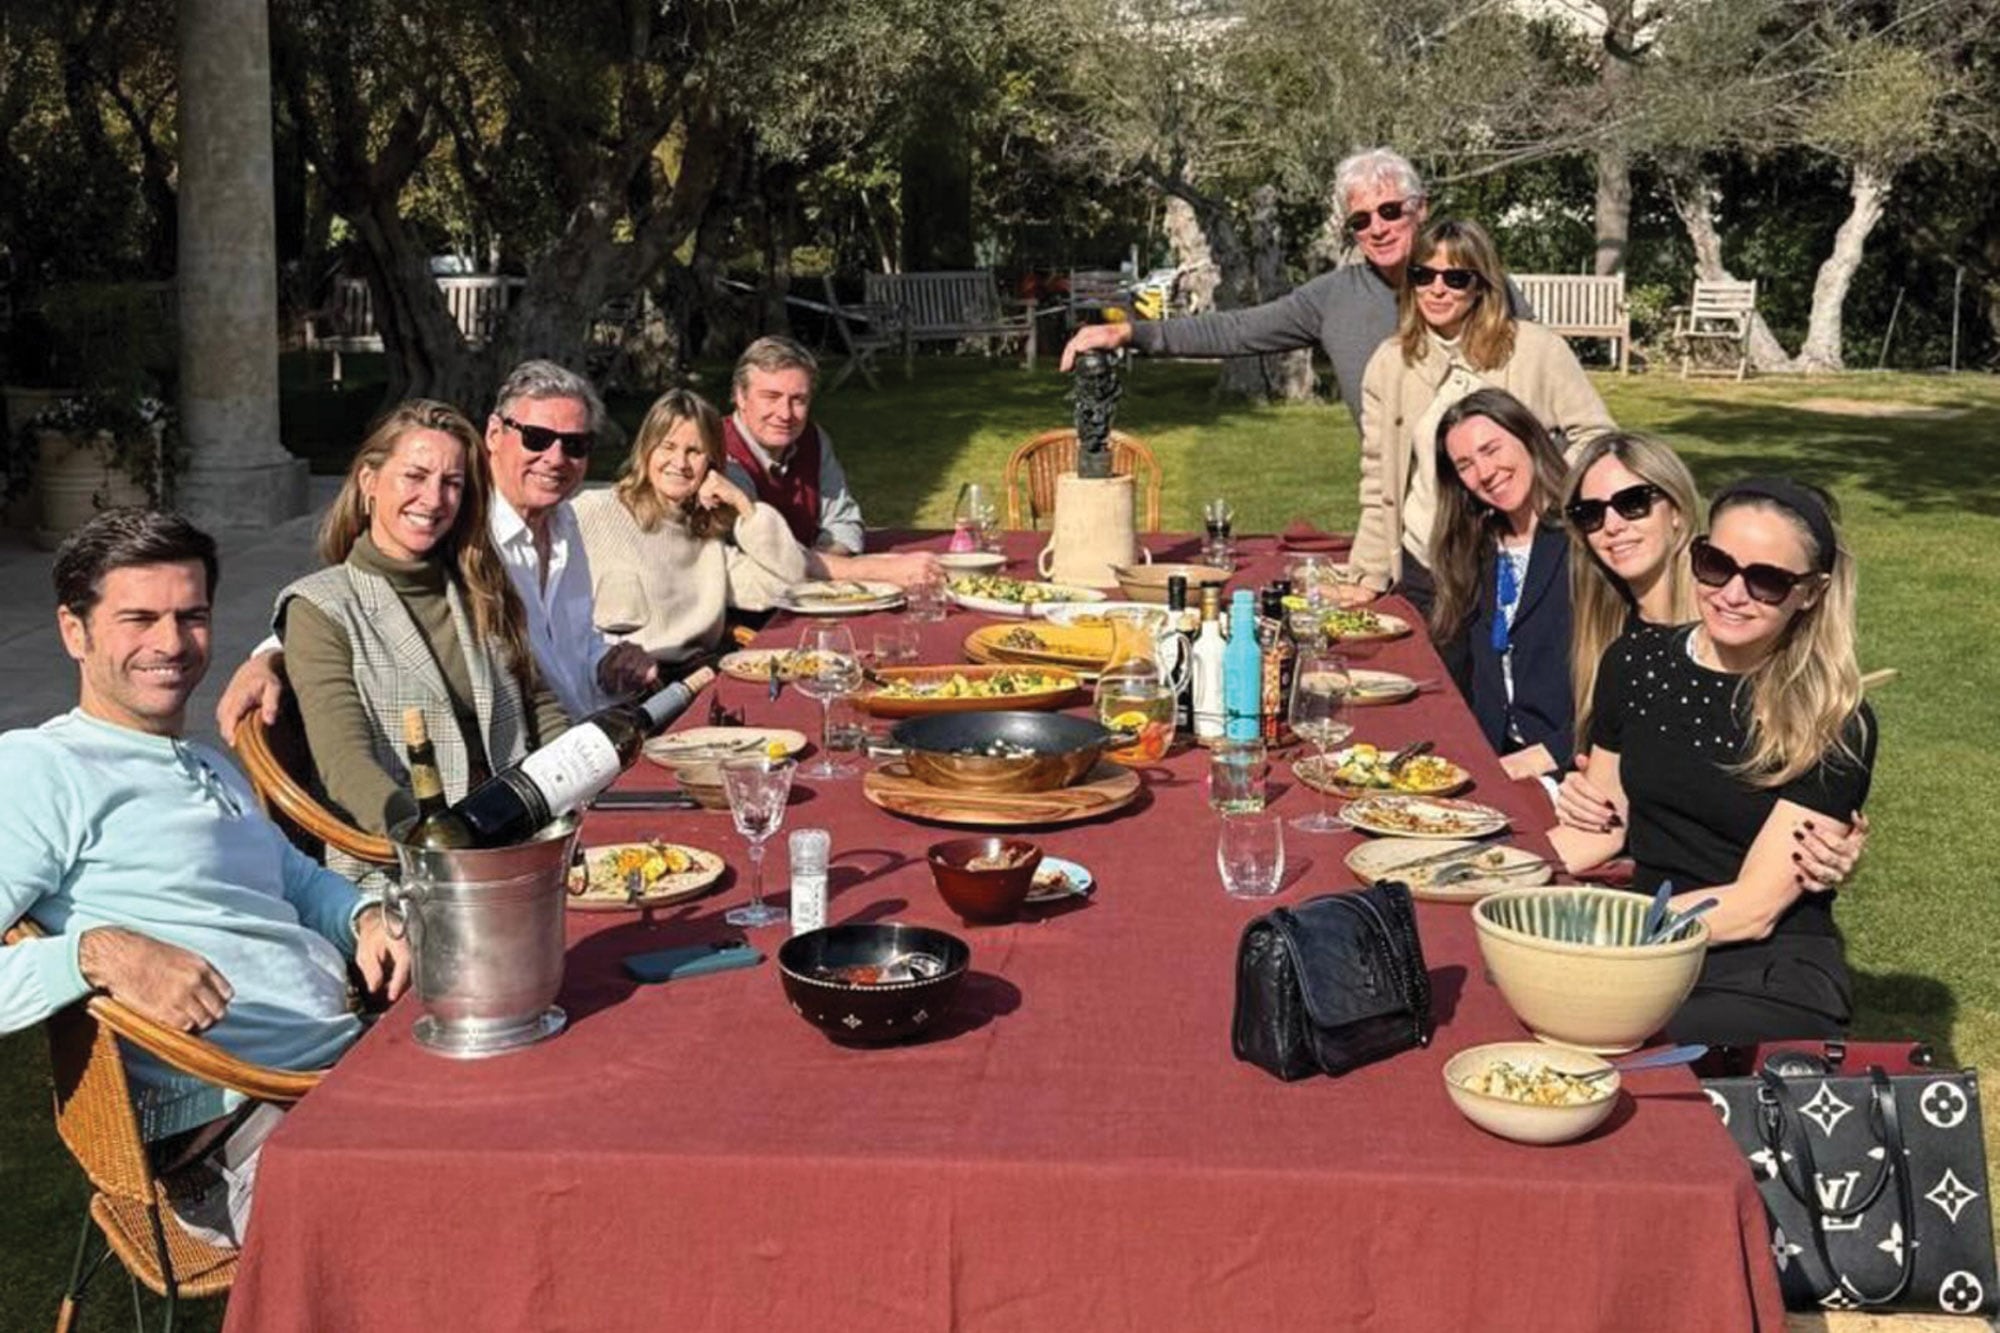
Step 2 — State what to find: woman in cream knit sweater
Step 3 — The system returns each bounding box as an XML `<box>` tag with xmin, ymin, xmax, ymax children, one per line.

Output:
<box><xmin>573</xmin><ymin>388</ymin><xmax>806</xmax><ymax>666</ymax></box>
<box><xmin>1347</xmin><ymin>218</ymin><xmax>1614</xmax><ymax>617</ymax></box>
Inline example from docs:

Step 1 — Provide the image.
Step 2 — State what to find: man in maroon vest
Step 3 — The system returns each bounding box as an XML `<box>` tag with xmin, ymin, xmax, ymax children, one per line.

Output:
<box><xmin>723</xmin><ymin>337</ymin><xmax>939</xmax><ymax>588</ymax></box>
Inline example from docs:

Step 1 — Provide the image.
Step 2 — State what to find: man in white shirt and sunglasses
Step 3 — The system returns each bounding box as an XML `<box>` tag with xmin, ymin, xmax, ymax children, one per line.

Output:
<box><xmin>217</xmin><ymin>360</ymin><xmax>658</xmax><ymax>734</ymax></box>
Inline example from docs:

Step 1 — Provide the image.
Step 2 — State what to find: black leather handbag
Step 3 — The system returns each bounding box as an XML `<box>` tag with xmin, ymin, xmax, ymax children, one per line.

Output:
<box><xmin>1230</xmin><ymin>883</ymin><xmax>1432</xmax><ymax>1081</ymax></box>
<box><xmin>1703</xmin><ymin>1050</ymin><xmax>1998</xmax><ymax>1316</ymax></box>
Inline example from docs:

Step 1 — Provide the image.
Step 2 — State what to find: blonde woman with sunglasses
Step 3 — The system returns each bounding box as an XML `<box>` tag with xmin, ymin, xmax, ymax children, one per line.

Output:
<box><xmin>1556</xmin><ymin>438</ymin><xmax>1866</xmax><ymax>889</ymax></box>
<box><xmin>1549</xmin><ymin>478</ymin><xmax>1876</xmax><ymax>1044</ymax></box>
<box><xmin>1347</xmin><ymin>218</ymin><xmax>1614</xmax><ymax>621</ymax></box>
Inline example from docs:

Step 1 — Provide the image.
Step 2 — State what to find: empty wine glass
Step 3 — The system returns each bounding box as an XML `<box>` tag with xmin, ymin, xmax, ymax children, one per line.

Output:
<box><xmin>954</xmin><ymin>483</ymin><xmax>993</xmax><ymax>549</ymax></box>
<box><xmin>594</xmin><ymin>571</ymin><xmax>650</xmax><ymax>641</ymax></box>
<box><xmin>1217</xmin><ymin>811</ymin><xmax>1285</xmax><ymax>899</ymax></box>
<box><xmin>1289</xmin><ymin>647</ymin><xmax>1354</xmax><ymax>833</ymax></box>
<box><xmin>795</xmin><ymin>624</ymin><xmax>863</xmax><ymax>779</ymax></box>
<box><xmin>722</xmin><ymin>756</ymin><xmax>795</xmax><ymax>928</ymax></box>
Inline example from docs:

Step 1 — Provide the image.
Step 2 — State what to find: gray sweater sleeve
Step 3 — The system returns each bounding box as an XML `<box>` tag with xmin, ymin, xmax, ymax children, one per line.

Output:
<box><xmin>1128</xmin><ymin>276</ymin><xmax>1333</xmax><ymax>359</ymax></box>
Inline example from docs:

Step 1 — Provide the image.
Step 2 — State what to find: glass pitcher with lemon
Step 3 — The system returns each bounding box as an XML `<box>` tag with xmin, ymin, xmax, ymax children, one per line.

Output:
<box><xmin>1094</xmin><ymin>609</ymin><xmax>1185</xmax><ymax>764</ymax></box>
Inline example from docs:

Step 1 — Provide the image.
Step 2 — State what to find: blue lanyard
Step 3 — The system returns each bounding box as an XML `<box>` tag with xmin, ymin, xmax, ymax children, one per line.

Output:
<box><xmin>1492</xmin><ymin>549</ymin><xmax>1521</xmax><ymax>655</ymax></box>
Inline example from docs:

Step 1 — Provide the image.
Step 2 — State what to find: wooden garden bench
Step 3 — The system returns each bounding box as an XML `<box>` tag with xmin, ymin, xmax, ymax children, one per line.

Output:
<box><xmin>1513</xmin><ymin>273</ymin><xmax>1632</xmax><ymax>372</ymax></box>
<box><xmin>863</xmin><ymin>270</ymin><xmax>1038</xmax><ymax>371</ymax></box>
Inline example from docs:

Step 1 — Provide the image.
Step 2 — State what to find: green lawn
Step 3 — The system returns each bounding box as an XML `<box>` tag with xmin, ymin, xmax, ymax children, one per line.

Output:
<box><xmin>4</xmin><ymin>355</ymin><xmax>1997</xmax><ymax>1328</ymax></box>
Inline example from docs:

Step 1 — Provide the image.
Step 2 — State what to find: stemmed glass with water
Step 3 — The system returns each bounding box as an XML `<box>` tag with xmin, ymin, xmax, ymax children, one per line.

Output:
<box><xmin>1289</xmin><ymin>646</ymin><xmax>1354</xmax><ymax>833</ymax></box>
<box><xmin>796</xmin><ymin>623</ymin><xmax>863</xmax><ymax>779</ymax></box>
<box><xmin>722</xmin><ymin>756</ymin><xmax>795</xmax><ymax>928</ymax></box>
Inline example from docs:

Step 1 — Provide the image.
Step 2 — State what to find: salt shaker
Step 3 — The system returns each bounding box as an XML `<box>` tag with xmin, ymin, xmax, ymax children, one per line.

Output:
<box><xmin>788</xmin><ymin>828</ymin><xmax>830</xmax><ymax>935</ymax></box>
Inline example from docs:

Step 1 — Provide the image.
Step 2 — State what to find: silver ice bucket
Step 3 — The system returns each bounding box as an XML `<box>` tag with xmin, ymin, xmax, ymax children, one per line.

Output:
<box><xmin>384</xmin><ymin>815</ymin><xmax>580</xmax><ymax>1059</ymax></box>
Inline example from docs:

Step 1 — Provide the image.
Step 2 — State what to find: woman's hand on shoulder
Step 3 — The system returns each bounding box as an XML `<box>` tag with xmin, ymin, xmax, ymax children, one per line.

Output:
<box><xmin>1554</xmin><ymin>762</ymin><xmax>1620</xmax><ymax>834</ymax></box>
<box><xmin>696</xmin><ymin>470</ymin><xmax>754</xmax><ymax>517</ymax></box>
<box><xmin>1795</xmin><ymin>810</ymin><xmax>1868</xmax><ymax>893</ymax></box>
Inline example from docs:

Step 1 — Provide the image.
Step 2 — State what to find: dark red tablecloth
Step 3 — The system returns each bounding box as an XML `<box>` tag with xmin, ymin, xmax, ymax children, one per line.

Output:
<box><xmin>224</xmin><ymin>533</ymin><xmax>1783</xmax><ymax>1333</ymax></box>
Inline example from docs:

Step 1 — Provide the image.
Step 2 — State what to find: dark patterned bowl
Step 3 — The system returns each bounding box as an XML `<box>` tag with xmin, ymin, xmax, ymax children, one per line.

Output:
<box><xmin>776</xmin><ymin>923</ymin><xmax>971</xmax><ymax>1044</ymax></box>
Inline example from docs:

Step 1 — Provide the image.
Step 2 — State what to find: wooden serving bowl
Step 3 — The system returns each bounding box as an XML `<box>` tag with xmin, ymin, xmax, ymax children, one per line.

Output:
<box><xmin>926</xmin><ymin>837</ymin><xmax>1043</xmax><ymax>924</ymax></box>
<box><xmin>1111</xmin><ymin>562</ymin><xmax>1231</xmax><ymax>605</ymax></box>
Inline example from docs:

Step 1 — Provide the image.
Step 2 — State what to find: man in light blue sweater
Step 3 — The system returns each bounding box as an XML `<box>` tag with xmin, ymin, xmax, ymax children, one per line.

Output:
<box><xmin>0</xmin><ymin>508</ymin><xmax>408</xmax><ymax>1245</ymax></box>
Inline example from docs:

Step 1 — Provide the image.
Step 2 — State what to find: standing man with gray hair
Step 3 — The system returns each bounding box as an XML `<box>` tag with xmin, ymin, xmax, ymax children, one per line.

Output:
<box><xmin>1063</xmin><ymin>148</ymin><xmax>1460</xmax><ymax>427</ymax></box>
<box><xmin>217</xmin><ymin>360</ymin><xmax>659</xmax><ymax>735</ymax></box>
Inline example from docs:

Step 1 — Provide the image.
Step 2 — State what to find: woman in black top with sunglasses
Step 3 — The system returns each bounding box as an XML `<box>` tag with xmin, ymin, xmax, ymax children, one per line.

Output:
<box><xmin>1554</xmin><ymin>436</ymin><xmax>1867</xmax><ymax>888</ymax></box>
<box><xmin>1347</xmin><ymin>218</ymin><xmax>1614</xmax><ymax>619</ymax></box>
<box><xmin>1550</xmin><ymin>478</ymin><xmax>1876</xmax><ymax>1044</ymax></box>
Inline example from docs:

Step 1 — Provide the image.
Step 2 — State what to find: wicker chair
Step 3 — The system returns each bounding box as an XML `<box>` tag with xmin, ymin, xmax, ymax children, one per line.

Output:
<box><xmin>4</xmin><ymin>920</ymin><xmax>325</xmax><ymax>1332</ymax></box>
<box><xmin>1003</xmin><ymin>429</ymin><xmax>1163</xmax><ymax>531</ymax></box>
<box><xmin>231</xmin><ymin>676</ymin><xmax>395</xmax><ymax>866</ymax></box>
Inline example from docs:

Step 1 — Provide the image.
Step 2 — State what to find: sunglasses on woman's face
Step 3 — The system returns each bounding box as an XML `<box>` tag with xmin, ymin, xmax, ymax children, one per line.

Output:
<box><xmin>1344</xmin><ymin>198</ymin><xmax>1415</xmax><ymax>233</ymax></box>
<box><xmin>1565</xmin><ymin>482</ymin><xmax>1664</xmax><ymax>534</ymax></box>
<box><xmin>1408</xmin><ymin>265</ymin><xmax>1481</xmax><ymax>291</ymax></box>
<box><xmin>502</xmin><ymin>414</ymin><xmax>594</xmax><ymax>460</ymax></box>
<box><xmin>1689</xmin><ymin>536</ymin><xmax>1820</xmax><ymax>605</ymax></box>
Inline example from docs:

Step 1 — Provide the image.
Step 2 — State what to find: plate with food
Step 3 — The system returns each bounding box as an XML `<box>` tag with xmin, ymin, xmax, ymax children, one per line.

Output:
<box><xmin>1320</xmin><ymin>608</ymin><xmax>1412</xmax><ymax>643</ymax></box>
<box><xmin>1339</xmin><ymin>793</ymin><xmax>1510</xmax><ymax>840</ymax></box>
<box><xmin>1025</xmin><ymin>854</ymin><xmax>1095</xmax><ymax>905</ymax></box>
<box><xmin>948</xmin><ymin>574</ymin><xmax>1106</xmax><ymax>618</ymax></box>
<box><xmin>938</xmin><ymin>550</ymin><xmax>1008</xmax><ymax>574</ymax></box>
<box><xmin>1343</xmin><ymin>669</ymin><xmax>1420</xmax><ymax>706</ymax></box>
<box><xmin>718</xmin><ymin>648</ymin><xmax>825</xmax><ymax>683</ymax></box>
<box><xmin>1295</xmin><ymin>744</ymin><xmax>1471</xmax><ymax>799</ymax></box>
<box><xmin>773</xmin><ymin>580</ymin><xmax>905</xmax><ymax>615</ymax></box>
<box><xmin>1345</xmin><ymin>837</ymin><xmax>1550</xmax><ymax>902</ymax></box>
<box><xmin>642</xmin><ymin>725</ymin><xmax>807</xmax><ymax>765</ymax></box>
<box><xmin>963</xmin><ymin>622</ymin><xmax>1114</xmax><ymax>672</ymax></box>
<box><xmin>566</xmin><ymin>840</ymin><xmax>726</xmax><ymax>911</ymax></box>
<box><xmin>857</xmin><ymin>665</ymin><xmax>1083</xmax><ymax>718</ymax></box>
<box><xmin>1038</xmin><ymin>601</ymin><xmax>1164</xmax><ymax>629</ymax></box>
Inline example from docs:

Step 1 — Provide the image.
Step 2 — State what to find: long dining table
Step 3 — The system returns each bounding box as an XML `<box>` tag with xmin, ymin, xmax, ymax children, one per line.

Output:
<box><xmin>222</xmin><ymin>531</ymin><xmax>1785</xmax><ymax>1333</ymax></box>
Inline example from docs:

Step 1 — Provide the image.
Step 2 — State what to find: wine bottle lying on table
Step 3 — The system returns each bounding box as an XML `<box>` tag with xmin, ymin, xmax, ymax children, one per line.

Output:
<box><xmin>407</xmin><ymin>667</ymin><xmax>716</xmax><ymax>849</ymax></box>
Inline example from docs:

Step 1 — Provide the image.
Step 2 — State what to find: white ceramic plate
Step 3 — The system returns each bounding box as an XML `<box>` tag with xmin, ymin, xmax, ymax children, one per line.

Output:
<box><xmin>938</xmin><ymin>551</ymin><xmax>1008</xmax><ymax>574</ymax></box>
<box><xmin>948</xmin><ymin>579</ymin><xmax>1107</xmax><ymax>619</ymax></box>
<box><xmin>1039</xmin><ymin>600</ymin><xmax>1166</xmax><ymax>627</ymax></box>
<box><xmin>1025</xmin><ymin>855</ymin><xmax>1095</xmax><ymax>905</ymax></box>
<box><xmin>1344</xmin><ymin>837</ymin><xmax>1549</xmax><ymax>902</ymax></box>
<box><xmin>1344</xmin><ymin>669</ymin><xmax>1420</xmax><ymax>706</ymax></box>
<box><xmin>1339</xmin><ymin>794</ymin><xmax>1510</xmax><ymax>841</ymax></box>
<box><xmin>774</xmin><ymin>580</ymin><xmax>905</xmax><ymax>615</ymax></box>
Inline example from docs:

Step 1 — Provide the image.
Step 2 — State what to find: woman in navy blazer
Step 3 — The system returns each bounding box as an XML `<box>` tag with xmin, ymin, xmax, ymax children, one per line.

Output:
<box><xmin>1427</xmin><ymin>388</ymin><xmax>1581</xmax><ymax>781</ymax></box>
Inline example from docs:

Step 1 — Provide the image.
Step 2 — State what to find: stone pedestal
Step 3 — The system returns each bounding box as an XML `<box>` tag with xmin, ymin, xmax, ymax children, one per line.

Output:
<box><xmin>174</xmin><ymin>0</ymin><xmax>305</xmax><ymax>528</ymax></box>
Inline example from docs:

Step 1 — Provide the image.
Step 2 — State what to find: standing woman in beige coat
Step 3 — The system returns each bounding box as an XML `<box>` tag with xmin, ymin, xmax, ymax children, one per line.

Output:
<box><xmin>1347</xmin><ymin>218</ymin><xmax>1615</xmax><ymax>622</ymax></box>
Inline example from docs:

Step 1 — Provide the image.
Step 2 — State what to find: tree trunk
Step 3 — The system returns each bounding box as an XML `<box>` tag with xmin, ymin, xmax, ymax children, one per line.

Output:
<box><xmin>1214</xmin><ymin>186</ymin><xmax>1314</xmax><ymax>403</ymax></box>
<box><xmin>756</xmin><ymin>162</ymin><xmax>794</xmax><ymax>337</ymax></box>
<box><xmin>1594</xmin><ymin>144</ymin><xmax>1631</xmax><ymax>277</ymax></box>
<box><xmin>1792</xmin><ymin>163</ymin><xmax>1891</xmax><ymax>374</ymax></box>
<box><xmin>1161</xmin><ymin>196</ymin><xmax>1219</xmax><ymax>315</ymax></box>
<box><xmin>1663</xmin><ymin>164</ymin><xmax>1791</xmax><ymax>372</ymax></box>
<box><xmin>1592</xmin><ymin>0</ymin><xmax>1637</xmax><ymax>276</ymax></box>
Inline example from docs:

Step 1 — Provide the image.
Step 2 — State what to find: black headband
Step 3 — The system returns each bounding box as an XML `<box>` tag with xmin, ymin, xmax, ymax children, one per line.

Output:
<box><xmin>1709</xmin><ymin>476</ymin><xmax>1839</xmax><ymax>573</ymax></box>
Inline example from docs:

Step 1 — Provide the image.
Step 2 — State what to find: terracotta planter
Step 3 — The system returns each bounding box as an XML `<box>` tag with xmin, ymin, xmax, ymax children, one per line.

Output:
<box><xmin>34</xmin><ymin>429</ymin><xmax>151</xmax><ymax>550</ymax></box>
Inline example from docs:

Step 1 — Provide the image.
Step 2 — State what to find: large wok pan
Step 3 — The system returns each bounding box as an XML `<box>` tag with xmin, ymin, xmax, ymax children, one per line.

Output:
<box><xmin>888</xmin><ymin>711</ymin><xmax>1121</xmax><ymax>793</ymax></box>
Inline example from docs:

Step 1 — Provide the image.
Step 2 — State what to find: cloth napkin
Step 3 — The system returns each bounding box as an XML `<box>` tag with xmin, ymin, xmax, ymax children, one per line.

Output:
<box><xmin>1278</xmin><ymin>518</ymin><xmax>1352</xmax><ymax>554</ymax></box>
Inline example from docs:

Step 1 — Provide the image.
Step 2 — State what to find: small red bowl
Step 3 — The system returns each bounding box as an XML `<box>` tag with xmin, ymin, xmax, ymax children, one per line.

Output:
<box><xmin>926</xmin><ymin>837</ymin><xmax>1042</xmax><ymax>925</ymax></box>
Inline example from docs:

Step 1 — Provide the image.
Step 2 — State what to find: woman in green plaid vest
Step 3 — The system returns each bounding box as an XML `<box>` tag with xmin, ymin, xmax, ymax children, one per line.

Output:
<box><xmin>275</xmin><ymin>400</ymin><xmax>570</xmax><ymax>881</ymax></box>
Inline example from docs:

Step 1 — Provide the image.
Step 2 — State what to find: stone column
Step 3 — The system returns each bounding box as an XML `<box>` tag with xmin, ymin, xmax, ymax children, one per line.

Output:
<box><xmin>174</xmin><ymin>0</ymin><xmax>307</xmax><ymax>527</ymax></box>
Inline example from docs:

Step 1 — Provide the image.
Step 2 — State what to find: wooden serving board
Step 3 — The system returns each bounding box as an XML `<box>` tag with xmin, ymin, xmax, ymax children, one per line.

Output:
<box><xmin>863</xmin><ymin>760</ymin><xmax>1141</xmax><ymax>827</ymax></box>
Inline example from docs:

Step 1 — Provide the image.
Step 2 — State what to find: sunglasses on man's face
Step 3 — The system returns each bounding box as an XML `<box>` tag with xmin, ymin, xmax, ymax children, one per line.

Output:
<box><xmin>502</xmin><ymin>414</ymin><xmax>594</xmax><ymax>460</ymax></box>
<box><xmin>1689</xmin><ymin>536</ymin><xmax>1820</xmax><ymax>605</ymax></box>
<box><xmin>1345</xmin><ymin>198</ymin><xmax>1416</xmax><ymax>233</ymax></box>
<box><xmin>1407</xmin><ymin>265</ymin><xmax>1481</xmax><ymax>291</ymax></box>
<box><xmin>1565</xmin><ymin>482</ymin><xmax>1665</xmax><ymax>534</ymax></box>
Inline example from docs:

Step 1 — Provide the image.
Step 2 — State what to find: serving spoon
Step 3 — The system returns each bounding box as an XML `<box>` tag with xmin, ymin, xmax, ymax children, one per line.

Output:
<box><xmin>1566</xmin><ymin>1044</ymin><xmax>1709</xmax><ymax>1083</ymax></box>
